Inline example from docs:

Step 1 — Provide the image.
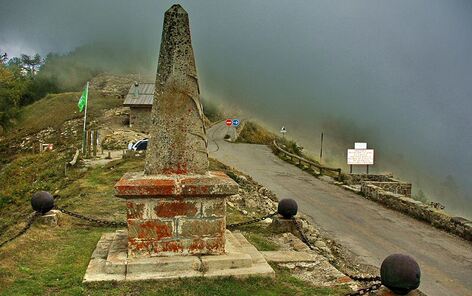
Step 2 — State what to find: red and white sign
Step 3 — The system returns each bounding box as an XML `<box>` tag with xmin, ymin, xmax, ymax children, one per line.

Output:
<box><xmin>225</xmin><ymin>119</ymin><xmax>233</xmax><ymax>126</ymax></box>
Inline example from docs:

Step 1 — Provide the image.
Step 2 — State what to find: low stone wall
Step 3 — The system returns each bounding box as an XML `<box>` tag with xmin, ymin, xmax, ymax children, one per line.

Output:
<box><xmin>364</xmin><ymin>181</ymin><xmax>412</xmax><ymax>197</ymax></box>
<box><xmin>361</xmin><ymin>183</ymin><xmax>472</xmax><ymax>241</ymax></box>
<box><xmin>349</xmin><ymin>174</ymin><xmax>393</xmax><ymax>184</ymax></box>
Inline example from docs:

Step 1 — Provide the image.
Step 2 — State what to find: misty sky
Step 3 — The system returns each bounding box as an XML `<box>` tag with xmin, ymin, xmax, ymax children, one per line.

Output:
<box><xmin>1</xmin><ymin>0</ymin><xmax>471</xmax><ymax>217</ymax></box>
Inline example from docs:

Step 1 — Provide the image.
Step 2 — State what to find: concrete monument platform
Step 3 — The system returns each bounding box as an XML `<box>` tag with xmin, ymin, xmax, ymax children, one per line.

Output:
<box><xmin>83</xmin><ymin>230</ymin><xmax>274</xmax><ymax>282</ymax></box>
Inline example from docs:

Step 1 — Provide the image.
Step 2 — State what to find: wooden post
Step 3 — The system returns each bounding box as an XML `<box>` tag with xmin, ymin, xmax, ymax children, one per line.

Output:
<box><xmin>92</xmin><ymin>130</ymin><xmax>98</xmax><ymax>157</ymax></box>
<box><xmin>86</xmin><ymin>130</ymin><xmax>92</xmax><ymax>157</ymax></box>
<box><xmin>319</xmin><ymin>132</ymin><xmax>323</xmax><ymax>164</ymax></box>
<box><xmin>350</xmin><ymin>165</ymin><xmax>353</xmax><ymax>174</ymax></box>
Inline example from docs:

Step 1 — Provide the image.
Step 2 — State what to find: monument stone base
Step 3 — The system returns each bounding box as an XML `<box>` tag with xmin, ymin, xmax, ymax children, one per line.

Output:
<box><xmin>83</xmin><ymin>229</ymin><xmax>274</xmax><ymax>282</ymax></box>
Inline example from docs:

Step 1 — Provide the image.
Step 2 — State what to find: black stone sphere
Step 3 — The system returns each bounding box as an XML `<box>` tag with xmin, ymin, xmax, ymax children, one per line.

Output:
<box><xmin>277</xmin><ymin>198</ymin><xmax>298</xmax><ymax>218</ymax></box>
<box><xmin>381</xmin><ymin>253</ymin><xmax>421</xmax><ymax>295</ymax></box>
<box><xmin>31</xmin><ymin>191</ymin><xmax>55</xmax><ymax>214</ymax></box>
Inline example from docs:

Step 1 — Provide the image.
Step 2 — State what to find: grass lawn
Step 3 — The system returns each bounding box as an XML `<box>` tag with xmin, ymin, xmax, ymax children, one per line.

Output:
<box><xmin>0</xmin><ymin>156</ymin><xmax>349</xmax><ymax>295</ymax></box>
<box><xmin>11</xmin><ymin>90</ymin><xmax>122</xmax><ymax>138</ymax></box>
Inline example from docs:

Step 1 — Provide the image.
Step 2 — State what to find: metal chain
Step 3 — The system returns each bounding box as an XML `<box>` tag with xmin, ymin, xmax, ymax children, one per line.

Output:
<box><xmin>291</xmin><ymin>216</ymin><xmax>383</xmax><ymax>293</ymax></box>
<box><xmin>346</xmin><ymin>282</ymin><xmax>382</xmax><ymax>296</ymax></box>
<box><xmin>0</xmin><ymin>212</ymin><xmax>39</xmax><ymax>248</ymax></box>
<box><xmin>347</xmin><ymin>274</ymin><xmax>381</xmax><ymax>282</ymax></box>
<box><xmin>291</xmin><ymin>217</ymin><xmax>315</xmax><ymax>250</ymax></box>
<box><xmin>227</xmin><ymin>212</ymin><xmax>277</xmax><ymax>228</ymax></box>
<box><xmin>55</xmin><ymin>206</ymin><xmax>127</xmax><ymax>227</ymax></box>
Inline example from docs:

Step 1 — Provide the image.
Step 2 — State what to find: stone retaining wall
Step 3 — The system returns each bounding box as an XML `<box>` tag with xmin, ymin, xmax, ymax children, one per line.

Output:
<box><xmin>364</xmin><ymin>181</ymin><xmax>412</xmax><ymax>197</ymax></box>
<box><xmin>361</xmin><ymin>183</ymin><xmax>472</xmax><ymax>241</ymax></box>
<box><xmin>349</xmin><ymin>174</ymin><xmax>393</xmax><ymax>184</ymax></box>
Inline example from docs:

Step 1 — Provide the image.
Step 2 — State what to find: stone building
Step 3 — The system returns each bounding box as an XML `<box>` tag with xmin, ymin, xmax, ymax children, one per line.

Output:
<box><xmin>122</xmin><ymin>82</ymin><xmax>155</xmax><ymax>133</ymax></box>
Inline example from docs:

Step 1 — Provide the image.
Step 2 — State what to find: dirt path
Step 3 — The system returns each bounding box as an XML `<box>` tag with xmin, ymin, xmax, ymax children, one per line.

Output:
<box><xmin>208</xmin><ymin>122</ymin><xmax>472</xmax><ymax>296</ymax></box>
<box><xmin>82</xmin><ymin>150</ymin><xmax>123</xmax><ymax>168</ymax></box>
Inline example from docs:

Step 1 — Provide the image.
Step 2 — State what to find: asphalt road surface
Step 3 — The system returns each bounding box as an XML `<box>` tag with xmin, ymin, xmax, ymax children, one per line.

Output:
<box><xmin>208</xmin><ymin>121</ymin><xmax>472</xmax><ymax>296</ymax></box>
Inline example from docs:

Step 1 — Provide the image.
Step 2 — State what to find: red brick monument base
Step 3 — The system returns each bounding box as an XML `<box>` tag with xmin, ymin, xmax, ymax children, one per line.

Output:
<box><xmin>115</xmin><ymin>171</ymin><xmax>238</xmax><ymax>257</ymax></box>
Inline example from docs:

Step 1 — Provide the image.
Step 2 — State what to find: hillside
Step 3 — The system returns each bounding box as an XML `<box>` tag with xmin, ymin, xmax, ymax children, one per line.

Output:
<box><xmin>0</xmin><ymin>84</ymin><xmax>353</xmax><ymax>295</ymax></box>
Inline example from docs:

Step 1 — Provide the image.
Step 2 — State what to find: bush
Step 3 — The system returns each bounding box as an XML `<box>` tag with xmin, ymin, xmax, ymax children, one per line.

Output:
<box><xmin>236</xmin><ymin>121</ymin><xmax>276</xmax><ymax>145</ymax></box>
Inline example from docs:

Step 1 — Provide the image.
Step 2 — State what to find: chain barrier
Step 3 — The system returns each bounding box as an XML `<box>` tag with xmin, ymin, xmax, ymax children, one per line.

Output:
<box><xmin>0</xmin><ymin>212</ymin><xmax>39</xmax><ymax>248</ymax></box>
<box><xmin>291</xmin><ymin>217</ymin><xmax>315</xmax><ymax>250</ymax></box>
<box><xmin>346</xmin><ymin>282</ymin><xmax>382</xmax><ymax>296</ymax></box>
<box><xmin>55</xmin><ymin>207</ymin><xmax>127</xmax><ymax>227</ymax></box>
<box><xmin>347</xmin><ymin>275</ymin><xmax>381</xmax><ymax>282</ymax></box>
<box><xmin>227</xmin><ymin>212</ymin><xmax>277</xmax><ymax>228</ymax></box>
<box><xmin>291</xmin><ymin>217</ymin><xmax>383</xmax><ymax>295</ymax></box>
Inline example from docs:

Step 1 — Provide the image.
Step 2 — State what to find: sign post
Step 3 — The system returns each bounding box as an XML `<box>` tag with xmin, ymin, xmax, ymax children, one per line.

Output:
<box><xmin>347</xmin><ymin>142</ymin><xmax>374</xmax><ymax>174</ymax></box>
<box><xmin>280</xmin><ymin>126</ymin><xmax>287</xmax><ymax>139</ymax></box>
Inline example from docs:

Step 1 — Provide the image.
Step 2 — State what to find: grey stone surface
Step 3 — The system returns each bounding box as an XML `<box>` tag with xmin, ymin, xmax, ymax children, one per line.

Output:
<box><xmin>127</xmin><ymin>255</ymin><xmax>201</xmax><ymax>274</ymax></box>
<box><xmin>144</xmin><ymin>4</ymin><xmax>208</xmax><ymax>175</ymax></box>
<box><xmin>38</xmin><ymin>209</ymin><xmax>61</xmax><ymax>226</ymax></box>
<box><xmin>83</xmin><ymin>230</ymin><xmax>274</xmax><ymax>282</ymax></box>
<box><xmin>261</xmin><ymin>251</ymin><xmax>320</xmax><ymax>263</ymax></box>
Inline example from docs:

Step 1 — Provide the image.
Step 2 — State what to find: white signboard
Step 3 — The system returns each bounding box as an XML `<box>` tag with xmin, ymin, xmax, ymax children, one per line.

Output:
<box><xmin>347</xmin><ymin>149</ymin><xmax>374</xmax><ymax>165</ymax></box>
<box><xmin>354</xmin><ymin>142</ymin><xmax>367</xmax><ymax>149</ymax></box>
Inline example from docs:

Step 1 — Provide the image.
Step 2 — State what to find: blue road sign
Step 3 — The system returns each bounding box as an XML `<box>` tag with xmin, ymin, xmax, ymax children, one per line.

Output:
<box><xmin>232</xmin><ymin>119</ymin><xmax>240</xmax><ymax>127</ymax></box>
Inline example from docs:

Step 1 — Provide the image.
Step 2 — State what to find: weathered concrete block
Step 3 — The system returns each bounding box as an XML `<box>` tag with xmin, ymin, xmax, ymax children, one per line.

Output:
<box><xmin>178</xmin><ymin>218</ymin><xmax>225</xmax><ymax>238</ymax></box>
<box><xmin>116</xmin><ymin>172</ymin><xmax>237</xmax><ymax>256</ymax></box>
<box><xmin>115</xmin><ymin>171</ymin><xmax>238</xmax><ymax>198</ymax></box>
<box><xmin>38</xmin><ymin>209</ymin><xmax>61</xmax><ymax>226</ymax></box>
<box><xmin>128</xmin><ymin>236</ymin><xmax>226</xmax><ymax>257</ymax></box>
<box><xmin>126</xmin><ymin>202</ymin><xmax>146</xmax><ymax>219</ymax></box>
<box><xmin>202</xmin><ymin>199</ymin><xmax>226</xmax><ymax>217</ymax></box>
<box><xmin>153</xmin><ymin>199</ymin><xmax>200</xmax><ymax>218</ymax></box>
<box><xmin>127</xmin><ymin>219</ymin><xmax>173</xmax><ymax>240</ymax></box>
<box><xmin>268</xmin><ymin>215</ymin><xmax>298</xmax><ymax>234</ymax></box>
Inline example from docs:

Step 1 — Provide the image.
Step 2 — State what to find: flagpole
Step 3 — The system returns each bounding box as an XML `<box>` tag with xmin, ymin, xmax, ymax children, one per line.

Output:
<box><xmin>82</xmin><ymin>81</ymin><xmax>89</xmax><ymax>154</ymax></box>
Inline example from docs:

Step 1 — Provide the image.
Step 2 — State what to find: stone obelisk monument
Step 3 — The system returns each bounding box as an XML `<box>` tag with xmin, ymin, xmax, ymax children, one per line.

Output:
<box><xmin>144</xmin><ymin>3</ymin><xmax>208</xmax><ymax>175</ymax></box>
<box><xmin>84</xmin><ymin>6</ymin><xmax>274</xmax><ymax>281</ymax></box>
<box><xmin>115</xmin><ymin>4</ymin><xmax>237</xmax><ymax>257</ymax></box>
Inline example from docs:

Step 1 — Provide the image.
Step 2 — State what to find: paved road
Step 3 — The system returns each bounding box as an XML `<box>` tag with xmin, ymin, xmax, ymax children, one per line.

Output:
<box><xmin>208</xmin><ymin>122</ymin><xmax>472</xmax><ymax>296</ymax></box>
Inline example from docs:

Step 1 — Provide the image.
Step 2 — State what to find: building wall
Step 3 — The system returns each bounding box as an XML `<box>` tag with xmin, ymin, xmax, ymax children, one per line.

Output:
<box><xmin>130</xmin><ymin>107</ymin><xmax>152</xmax><ymax>133</ymax></box>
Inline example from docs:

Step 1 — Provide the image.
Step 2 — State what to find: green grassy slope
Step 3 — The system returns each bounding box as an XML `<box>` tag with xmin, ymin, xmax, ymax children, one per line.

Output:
<box><xmin>0</xmin><ymin>156</ymin><xmax>349</xmax><ymax>295</ymax></box>
<box><xmin>12</xmin><ymin>90</ymin><xmax>121</xmax><ymax>138</ymax></box>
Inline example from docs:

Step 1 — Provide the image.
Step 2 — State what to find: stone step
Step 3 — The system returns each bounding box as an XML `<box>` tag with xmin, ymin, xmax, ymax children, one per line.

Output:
<box><xmin>261</xmin><ymin>251</ymin><xmax>321</xmax><ymax>263</ymax></box>
<box><xmin>202</xmin><ymin>252</ymin><xmax>253</xmax><ymax>272</ymax></box>
<box><xmin>231</xmin><ymin>232</ymin><xmax>267</xmax><ymax>264</ymax></box>
<box><xmin>105</xmin><ymin>231</ymin><xmax>128</xmax><ymax>274</ymax></box>
<box><xmin>84</xmin><ymin>230</ymin><xmax>275</xmax><ymax>282</ymax></box>
<box><xmin>127</xmin><ymin>256</ymin><xmax>201</xmax><ymax>274</ymax></box>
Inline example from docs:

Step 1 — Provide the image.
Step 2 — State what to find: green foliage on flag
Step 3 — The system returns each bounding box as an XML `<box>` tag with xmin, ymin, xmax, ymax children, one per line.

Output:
<box><xmin>77</xmin><ymin>86</ymin><xmax>88</xmax><ymax>112</ymax></box>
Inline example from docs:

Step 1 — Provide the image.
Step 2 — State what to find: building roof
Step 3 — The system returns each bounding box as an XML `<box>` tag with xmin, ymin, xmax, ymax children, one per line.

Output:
<box><xmin>123</xmin><ymin>82</ymin><xmax>155</xmax><ymax>107</ymax></box>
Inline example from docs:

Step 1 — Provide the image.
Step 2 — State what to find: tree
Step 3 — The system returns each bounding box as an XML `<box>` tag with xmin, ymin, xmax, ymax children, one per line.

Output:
<box><xmin>20</xmin><ymin>54</ymin><xmax>42</xmax><ymax>75</ymax></box>
<box><xmin>0</xmin><ymin>64</ymin><xmax>20</xmax><ymax>128</ymax></box>
<box><xmin>0</xmin><ymin>51</ymin><xmax>7</xmax><ymax>64</ymax></box>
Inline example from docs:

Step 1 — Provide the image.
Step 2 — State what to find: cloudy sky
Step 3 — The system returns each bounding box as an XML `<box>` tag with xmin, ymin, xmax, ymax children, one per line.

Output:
<box><xmin>1</xmin><ymin>0</ymin><xmax>471</xmax><ymax>217</ymax></box>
